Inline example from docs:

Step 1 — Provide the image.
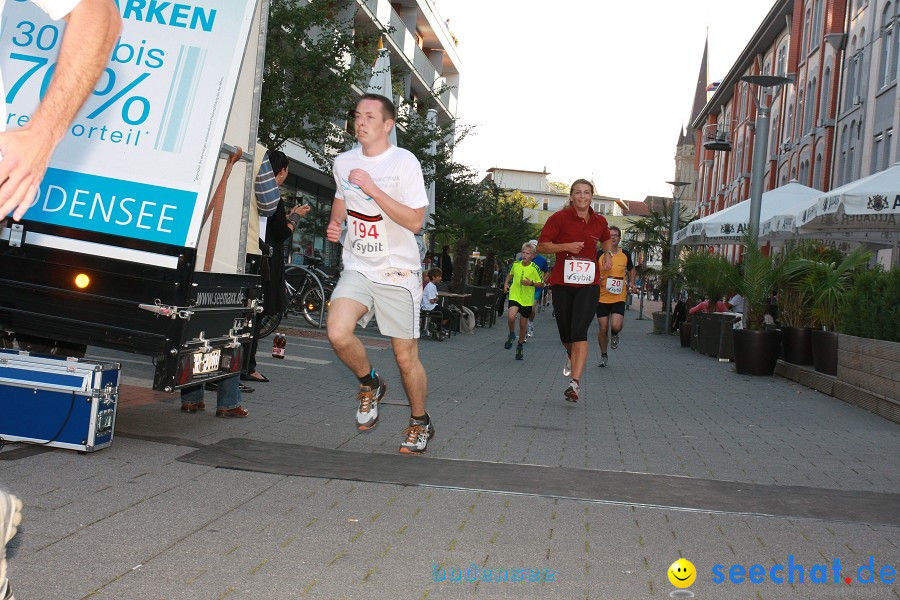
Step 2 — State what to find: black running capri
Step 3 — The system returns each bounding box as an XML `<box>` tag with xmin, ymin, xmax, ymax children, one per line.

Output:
<box><xmin>551</xmin><ymin>285</ymin><xmax>600</xmax><ymax>343</ymax></box>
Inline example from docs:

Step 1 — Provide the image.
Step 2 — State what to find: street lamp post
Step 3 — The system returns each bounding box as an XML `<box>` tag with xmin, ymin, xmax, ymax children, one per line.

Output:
<box><xmin>664</xmin><ymin>180</ymin><xmax>690</xmax><ymax>335</ymax></box>
<box><xmin>740</xmin><ymin>75</ymin><xmax>792</xmax><ymax>245</ymax></box>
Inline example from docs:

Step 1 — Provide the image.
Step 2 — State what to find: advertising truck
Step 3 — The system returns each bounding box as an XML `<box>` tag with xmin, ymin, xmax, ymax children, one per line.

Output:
<box><xmin>0</xmin><ymin>0</ymin><xmax>269</xmax><ymax>392</ymax></box>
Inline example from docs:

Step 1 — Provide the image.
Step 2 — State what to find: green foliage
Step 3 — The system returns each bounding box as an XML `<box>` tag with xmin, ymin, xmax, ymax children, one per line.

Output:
<box><xmin>395</xmin><ymin>106</ymin><xmax>474</xmax><ymax>189</ymax></box>
<box><xmin>625</xmin><ymin>200</ymin><xmax>693</xmax><ymax>305</ymax></box>
<box><xmin>801</xmin><ymin>247</ymin><xmax>871</xmax><ymax>331</ymax></box>
<box><xmin>841</xmin><ymin>267</ymin><xmax>900</xmax><ymax>342</ymax></box>
<box><xmin>770</xmin><ymin>242</ymin><xmax>818</xmax><ymax>327</ymax></box>
<box><xmin>679</xmin><ymin>250</ymin><xmax>739</xmax><ymax>311</ymax></box>
<box><xmin>429</xmin><ymin>177</ymin><xmax>535</xmax><ymax>292</ymax></box>
<box><xmin>259</xmin><ymin>0</ymin><xmax>383</xmax><ymax>172</ymax></box>
<box><xmin>734</xmin><ymin>242</ymin><xmax>776</xmax><ymax>330</ymax></box>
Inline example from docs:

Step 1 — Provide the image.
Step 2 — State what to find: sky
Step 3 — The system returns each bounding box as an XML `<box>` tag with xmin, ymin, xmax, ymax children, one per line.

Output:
<box><xmin>441</xmin><ymin>0</ymin><xmax>778</xmax><ymax>202</ymax></box>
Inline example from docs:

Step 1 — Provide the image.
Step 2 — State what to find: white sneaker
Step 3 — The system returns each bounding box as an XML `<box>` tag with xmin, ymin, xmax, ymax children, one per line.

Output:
<box><xmin>0</xmin><ymin>491</ymin><xmax>23</xmax><ymax>600</ymax></box>
<box><xmin>562</xmin><ymin>356</ymin><xmax>572</xmax><ymax>377</ymax></box>
<box><xmin>399</xmin><ymin>418</ymin><xmax>434</xmax><ymax>454</ymax></box>
<box><xmin>356</xmin><ymin>380</ymin><xmax>386</xmax><ymax>431</ymax></box>
<box><xmin>598</xmin><ymin>355</ymin><xmax>608</xmax><ymax>367</ymax></box>
<box><xmin>527</xmin><ymin>323</ymin><xmax>534</xmax><ymax>337</ymax></box>
<box><xmin>564</xmin><ymin>380</ymin><xmax>579</xmax><ymax>402</ymax></box>
<box><xmin>611</xmin><ymin>334</ymin><xmax>619</xmax><ymax>349</ymax></box>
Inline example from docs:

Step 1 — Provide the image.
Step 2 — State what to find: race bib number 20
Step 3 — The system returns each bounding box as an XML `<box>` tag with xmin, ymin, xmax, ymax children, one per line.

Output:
<box><xmin>563</xmin><ymin>259</ymin><xmax>595</xmax><ymax>285</ymax></box>
<box><xmin>347</xmin><ymin>210</ymin><xmax>389</xmax><ymax>257</ymax></box>
<box><xmin>605</xmin><ymin>277</ymin><xmax>624</xmax><ymax>295</ymax></box>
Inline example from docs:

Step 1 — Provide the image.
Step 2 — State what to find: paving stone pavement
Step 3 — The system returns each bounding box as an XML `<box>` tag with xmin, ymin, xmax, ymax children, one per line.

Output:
<box><xmin>1</xmin><ymin>306</ymin><xmax>898</xmax><ymax>600</ymax></box>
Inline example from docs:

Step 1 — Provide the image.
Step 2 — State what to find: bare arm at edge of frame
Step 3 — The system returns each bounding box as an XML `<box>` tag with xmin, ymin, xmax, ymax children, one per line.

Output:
<box><xmin>0</xmin><ymin>0</ymin><xmax>121</xmax><ymax>221</ymax></box>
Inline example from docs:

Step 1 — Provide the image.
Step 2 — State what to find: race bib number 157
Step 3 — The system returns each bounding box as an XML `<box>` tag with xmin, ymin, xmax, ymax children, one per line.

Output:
<box><xmin>563</xmin><ymin>259</ymin><xmax>595</xmax><ymax>285</ymax></box>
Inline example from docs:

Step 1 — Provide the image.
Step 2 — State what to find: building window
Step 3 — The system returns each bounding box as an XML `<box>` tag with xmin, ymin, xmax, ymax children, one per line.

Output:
<box><xmin>840</xmin><ymin>124</ymin><xmax>850</xmax><ymax>185</ymax></box>
<box><xmin>812</xmin><ymin>0</ymin><xmax>824</xmax><ymax>48</ymax></box>
<box><xmin>803</xmin><ymin>3</ymin><xmax>812</xmax><ymax>55</ymax></box>
<box><xmin>798</xmin><ymin>89</ymin><xmax>806</xmax><ymax>137</ymax></box>
<box><xmin>785</xmin><ymin>105</ymin><xmax>794</xmax><ymax>143</ymax></box>
<box><xmin>813</xmin><ymin>153</ymin><xmax>824</xmax><ymax>189</ymax></box>
<box><xmin>777</xmin><ymin>44</ymin><xmax>787</xmax><ymax>76</ymax></box>
<box><xmin>819</xmin><ymin>67</ymin><xmax>831</xmax><ymax>124</ymax></box>
<box><xmin>873</xmin><ymin>132</ymin><xmax>883</xmax><ymax>171</ymax></box>
<box><xmin>885</xmin><ymin>129</ymin><xmax>894</xmax><ymax>169</ymax></box>
<box><xmin>541</xmin><ymin>199</ymin><xmax>549</xmax><ymax>211</ymax></box>
<box><xmin>804</xmin><ymin>79</ymin><xmax>816</xmax><ymax>133</ymax></box>
<box><xmin>845</xmin><ymin>38</ymin><xmax>859</xmax><ymax>106</ymax></box>
<box><xmin>879</xmin><ymin>4</ymin><xmax>895</xmax><ymax>87</ymax></box>
<box><xmin>770</xmin><ymin>108</ymin><xmax>780</xmax><ymax>156</ymax></box>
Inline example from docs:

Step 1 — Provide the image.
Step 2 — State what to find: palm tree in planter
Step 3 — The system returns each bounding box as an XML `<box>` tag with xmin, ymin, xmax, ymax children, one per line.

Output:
<box><xmin>771</xmin><ymin>242</ymin><xmax>820</xmax><ymax>365</ymax></box>
<box><xmin>800</xmin><ymin>246</ymin><xmax>870</xmax><ymax>375</ymax></box>
<box><xmin>725</xmin><ymin>241</ymin><xmax>781</xmax><ymax>375</ymax></box>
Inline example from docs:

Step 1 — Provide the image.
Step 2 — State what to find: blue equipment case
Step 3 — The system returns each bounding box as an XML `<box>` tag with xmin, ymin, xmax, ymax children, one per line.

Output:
<box><xmin>0</xmin><ymin>349</ymin><xmax>121</xmax><ymax>452</ymax></box>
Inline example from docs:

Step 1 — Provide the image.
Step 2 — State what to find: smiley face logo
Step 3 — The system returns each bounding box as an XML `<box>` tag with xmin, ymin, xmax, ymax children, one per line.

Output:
<box><xmin>668</xmin><ymin>558</ymin><xmax>696</xmax><ymax>588</ymax></box>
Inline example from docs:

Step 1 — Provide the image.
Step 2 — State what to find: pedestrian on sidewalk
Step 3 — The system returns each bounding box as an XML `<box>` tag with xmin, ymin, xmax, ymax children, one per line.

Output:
<box><xmin>595</xmin><ymin>226</ymin><xmax>636</xmax><ymax>367</ymax></box>
<box><xmin>537</xmin><ymin>179</ymin><xmax>612</xmax><ymax>402</ymax></box>
<box><xmin>502</xmin><ymin>241</ymin><xmax>544</xmax><ymax>360</ymax></box>
<box><xmin>325</xmin><ymin>94</ymin><xmax>434</xmax><ymax>454</ymax></box>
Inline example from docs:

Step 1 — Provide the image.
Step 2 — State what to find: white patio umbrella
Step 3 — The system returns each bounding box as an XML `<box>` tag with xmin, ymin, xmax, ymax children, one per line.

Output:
<box><xmin>793</xmin><ymin>162</ymin><xmax>900</xmax><ymax>232</ymax></box>
<box><xmin>676</xmin><ymin>182</ymin><xmax>821</xmax><ymax>245</ymax></box>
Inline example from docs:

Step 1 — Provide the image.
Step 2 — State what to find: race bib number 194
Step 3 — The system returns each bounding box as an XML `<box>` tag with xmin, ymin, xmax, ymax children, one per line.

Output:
<box><xmin>563</xmin><ymin>259</ymin><xmax>595</xmax><ymax>285</ymax></box>
<box><xmin>347</xmin><ymin>210</ymin><xmax>389</xmax><ymax>257</ymax></box>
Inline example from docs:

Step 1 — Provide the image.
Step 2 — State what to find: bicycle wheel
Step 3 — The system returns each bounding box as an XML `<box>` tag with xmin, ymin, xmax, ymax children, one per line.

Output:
<box><xmin>257</xmin><ymin>311</ymin><xmax>283</xmax><ymax>338</ymax></box>
<box><xmin>301</xmin><ymin>285</ymin><xmax>330</xmax><ymax>327</ymax></box>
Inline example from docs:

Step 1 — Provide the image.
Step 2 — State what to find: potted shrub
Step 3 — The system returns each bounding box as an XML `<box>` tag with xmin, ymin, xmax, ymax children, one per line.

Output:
<box><xmin>841</xmin><ymin>266</ymin><xmax>900</xmax><ymax>343</ymax></box>
<box><xmin>680</xmin><ymin>251</ymin><xmax>738</xmax><ymax>354</ymax></box>
<box><xmin>728</xmin><ymin>241</ymin><xmax>781</xmax><ymax>375</ymax></box>
<box><xmin>772</xmin><ymin>242</ymin><xmax>817</xmax><ymax>365</ymax></box>
<box><xmin>801</xmin><ymin>247</ymin><xmax>870</xmax><ymax>375</ymax></box>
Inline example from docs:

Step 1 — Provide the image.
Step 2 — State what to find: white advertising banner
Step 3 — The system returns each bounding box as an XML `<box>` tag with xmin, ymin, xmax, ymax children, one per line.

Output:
<box><xmin>0</xmin><ymin>0</ymin><xmax>257</xmax><ymax>247</ymax></box>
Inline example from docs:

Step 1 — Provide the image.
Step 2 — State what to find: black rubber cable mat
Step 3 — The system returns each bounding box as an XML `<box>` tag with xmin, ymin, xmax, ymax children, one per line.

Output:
<box><xmin>179</xmin><ymin>438</ymin><xmax>900</xmax><ymax>527</ymax></box>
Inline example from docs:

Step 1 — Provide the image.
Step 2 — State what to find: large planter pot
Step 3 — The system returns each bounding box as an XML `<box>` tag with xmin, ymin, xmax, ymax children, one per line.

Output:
<box><xmin>652</xmin><ymin>311</ymin><xmax>666</xmax><ymax>334</ymax></box>
<box><xmin>812</xmin><ymin>329</ymin><xmax>838</xmax><ymax>376</ymax></box>
<box><xmin>701</xmin><ymin>313</ymin><xmax>725</xmax><ymax>356</ymax></box>
<box><xmin>680</xmin><ymin>322</ymin><xmax>692</xmax><ymax>347</ymax></box>
<box><xmin>733</xmin><ymin>329</ymin><xmax>780</xmax><ymax>375</ymax></box>
<box><xmin>782</xmin><ymin>326</ymin><xmax>814</xmax><ymax>365</ymax></box>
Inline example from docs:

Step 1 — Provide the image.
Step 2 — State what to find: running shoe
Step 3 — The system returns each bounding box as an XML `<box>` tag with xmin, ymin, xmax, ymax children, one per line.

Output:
<box><xmin>356</xmin><ymin>380</ymin><xmax>386</xmax><ymax>431</ymax></box>
<box><xmin>527</xmin><ymin>323</ymin><xmax>534</xmax><ymax>337</ymax></box>
<box><xmin>564</xmin><ymin>380</ymin><xmax>579</xmax><ymax>402</ymax></box>
<box><xmin>611</xmin><ymin>333</ymin><xmax>619</xmax><ymax>349</ymax></box>
<box><xmin>0</xmin><ymin>491</ymin><xmax>22</xmax><ymax>600</ymax></box>
<box><xmin>515</xmin><ymin>344</ymin><xmax>524</xmax><ymax>360</ymax></box>
<box><xmin>504</xmin><ymin>332</ymin><xmax>516</xmax><ymax>349</ymax></box>
<box><xmin>598</xmin><ymin>354</ymin><xmax>608</xmax><ymax>367</ymax></box>
<box><xmin>399</xmin><ymin>417</ymin><xmax>434</xmax><ymax>454</ymax></box>
<box><xmin>562</xmin><ymin>356</ymin><xmax>572</xmax><ymax>377</ymax></box>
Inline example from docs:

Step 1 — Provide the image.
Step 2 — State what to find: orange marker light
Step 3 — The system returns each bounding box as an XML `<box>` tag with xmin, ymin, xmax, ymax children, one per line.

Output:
<box><xmin>74</xmin><ymin>273</ymin><xmax>90</xmax><ymax>289</ymax></box>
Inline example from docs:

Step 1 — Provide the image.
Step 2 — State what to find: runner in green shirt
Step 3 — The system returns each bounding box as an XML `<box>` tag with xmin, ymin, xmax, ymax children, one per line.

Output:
<box><xmin>503</xmin><ymin>242</ymin><xmax>545</xmax><ymax>360</ymax></box>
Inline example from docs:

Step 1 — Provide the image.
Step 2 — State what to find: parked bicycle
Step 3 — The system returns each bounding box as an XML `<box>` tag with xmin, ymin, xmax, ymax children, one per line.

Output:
<box><xmin>258</xmin><ymin>253</ymin><xmax>337</xmax><ymax>337</ymax></box>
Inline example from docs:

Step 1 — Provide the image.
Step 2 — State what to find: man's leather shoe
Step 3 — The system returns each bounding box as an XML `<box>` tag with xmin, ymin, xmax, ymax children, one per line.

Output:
<box><xmin>216</xmin><ymin>406</ymin><xmax>249</xmax><ymax>418</ymax></box>
<box><xmin>181</xmin><ymin>401</ymin><xmax>205</xmax><ymax>413</ymax></box>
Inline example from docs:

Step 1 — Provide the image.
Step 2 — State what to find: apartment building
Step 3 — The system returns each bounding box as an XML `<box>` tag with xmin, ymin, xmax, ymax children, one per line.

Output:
<box><xmin>834</xmin><ymin>0</ymin><xmax>900</xmax><ymax>185</ymax></box>
<box><xmin>689</xmin><ymin>0</ymin><xmax>899</xmax><ymax>250</ymax></box>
